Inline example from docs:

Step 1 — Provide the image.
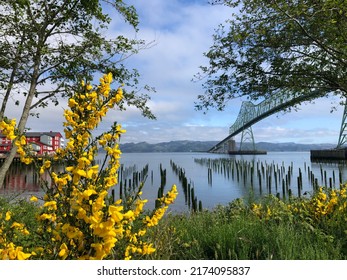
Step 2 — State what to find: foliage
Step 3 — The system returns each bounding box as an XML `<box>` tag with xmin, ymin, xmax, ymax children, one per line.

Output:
<box><xmin>145</xmin><ymin>186</ymin><xmax>347</xmax><ymax>260</ymax></box>
<box><xmin>0</xmin><ymin>197</ymin><xmax>40</xmax><ymax>260</ymax></box>
<box><xmin>0</xmin><ymin>0</ymin><xmax>152</xmax><ymax>116</ymax></box>
<box><xmin>196</xmin><ymin>0</ymin><xmax>347</xmax><ymax>111</ymax></box>
<box><xmin>0</xmin><ymin>73</ymin><xmax>178</xmax><ymax>260</ymax></box>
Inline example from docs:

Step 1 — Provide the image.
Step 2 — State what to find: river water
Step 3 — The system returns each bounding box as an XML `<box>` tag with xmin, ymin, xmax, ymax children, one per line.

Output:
<box><xmin>2</xmin><ymin>152</ymin><xmax>347</xmax><ymax>212</ymax></box>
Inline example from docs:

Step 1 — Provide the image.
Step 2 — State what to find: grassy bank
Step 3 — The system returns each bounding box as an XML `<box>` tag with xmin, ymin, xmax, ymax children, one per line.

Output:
<box><xmin>145</xmin><ymin>186</ymin><xmax>347</xmax><ymax>260</ymax></box>
<box><xmin>1</xmin><ymin>185</ymin><xmax>347</xmax><ymax>260</ymax></box>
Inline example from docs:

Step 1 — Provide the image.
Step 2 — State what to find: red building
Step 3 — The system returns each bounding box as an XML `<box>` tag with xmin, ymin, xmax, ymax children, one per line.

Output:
<box><xmin>0</xmin><ymin>131</ymin><xmax>64</xmax><ymax>155</ymax></box>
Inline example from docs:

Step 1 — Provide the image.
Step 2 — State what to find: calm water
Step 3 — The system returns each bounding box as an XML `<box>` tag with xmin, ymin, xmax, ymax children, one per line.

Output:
<box><xmin>112</xmin><ymin>152</ymin><xmax>347</xmax><ymax>212</ymax></box>
<box><xmin>2</xmin><ymin>152</ymin><xmax>347</xmax><ymax>212</ymax></box>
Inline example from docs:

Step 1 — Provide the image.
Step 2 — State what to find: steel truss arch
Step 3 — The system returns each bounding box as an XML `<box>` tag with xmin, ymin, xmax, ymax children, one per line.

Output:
<box><xmin>209</xmin><ymin>89</ymin><xmax>326</xmax><ymax>152</ymax></box>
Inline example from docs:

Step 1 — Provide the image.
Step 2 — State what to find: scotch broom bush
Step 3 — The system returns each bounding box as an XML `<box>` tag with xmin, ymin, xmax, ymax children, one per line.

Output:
<box><xmin>0</xmin><ymin>73</ymin><xmax>178</xmax><ymax>260</ymax></box>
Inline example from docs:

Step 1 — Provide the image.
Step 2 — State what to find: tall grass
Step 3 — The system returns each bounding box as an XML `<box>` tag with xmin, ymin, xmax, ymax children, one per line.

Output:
<box><xmin>145</xmin><ymin>191</ymin><xmax>347</xmax><ymax>260</ymax></box>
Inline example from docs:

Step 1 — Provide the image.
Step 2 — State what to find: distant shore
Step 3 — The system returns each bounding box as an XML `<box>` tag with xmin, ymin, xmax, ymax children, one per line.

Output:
<box><xmin>119</xmin><ymin>140</ymin><xmax>336</xmax><ymax>153</ymax></box>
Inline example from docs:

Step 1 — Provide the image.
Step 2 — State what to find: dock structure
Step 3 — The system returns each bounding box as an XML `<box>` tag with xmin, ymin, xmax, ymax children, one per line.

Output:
<box><xmin>0</xmin><ymin>154</ymin><xmax>22</xmax><ymax>163</ymax></box>
<box><xmin>210</xmin><ymin>138</ymin><xmax>267</xmax><ymax>155</ymax></box>
<box><xmin>310</xmin><ymin>149</ymin><xmax>347</xmax><ymax>161</ymax></box>
<box><xmin>228</xmin><ymin>150</ymin><xmax>267</xmax><ymax>155</ymax></box>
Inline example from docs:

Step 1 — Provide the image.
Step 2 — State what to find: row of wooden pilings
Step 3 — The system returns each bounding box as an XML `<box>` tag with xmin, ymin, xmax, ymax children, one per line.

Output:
<box><xmin>155</xmin><ymin>164</ymin><xmax>167</xmax><ymax>208</ymax></box>
<box><xmin>1</xmin><ymin>161</ymin><xmax>40</xmax><ymax>192</ymax></box>
<box><xmin>116</xmin><ymin>161</ymin><xmax>204</xmax><ymax>211</ymax></box>
<box><xmin>115</xmin><ymin>163</ymin><xmax>169</xmax><ymax>209</ymax></box>
<box><xmin>114</xmin><ymin>164</ymin><xmax>150</xmax><ymax>201</ymax></box>
<box><xmin>170</xmin><ymin>160</ymin><xmax>202</xmax><ymax>212</ymax></box>
<box><xmin>194</xmin><ymin>158</ymin><xmax>346</xmax><ymax>199</ymax></box>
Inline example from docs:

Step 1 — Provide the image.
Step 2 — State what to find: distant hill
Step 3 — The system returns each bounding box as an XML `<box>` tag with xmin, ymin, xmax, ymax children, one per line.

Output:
<box><xmin>119</xmin><ymin>140</ymin><xmax>336</xmax><ymax>153</ymax></box>
<box><xmin>119</xmin><ymin>140</ymin><xmax>219</xmax><ymax>153</ymax></box>
<box><xmin>255</xmin><ymin>142</ymin><xmax>336</xmax><ymax>152</ymax></box>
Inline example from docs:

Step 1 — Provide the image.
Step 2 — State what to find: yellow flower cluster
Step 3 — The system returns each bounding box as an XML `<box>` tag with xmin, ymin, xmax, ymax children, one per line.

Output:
<box><xmin>308</xmin><ymin>187</ymin><xmax>347</xmax><ymax>218</ymax></box>
<box><xmin>23</xmin><ymin>73</ymin><xmax>177</xmax><ymax>260</ymax></box>
<box><xmin>250</xmin><ymin>185</ymin><xmax>347</xmax><ymax>225</ymax></box>
<box><xmin>124</xmin><ymin>185</ymin><xmax>178</xmax><ymax>260</ymax></box>
<box><xmin>0</xmin><ymin>118</ymin><xmax>17</xmax><ymax>140</ymax></box>
<box><xmin>14</xmin><ymin>135</ymin><xmax>33</xmax><ymax>165</ymax></box>
<box><xmin>157</xmin><ymin>185</ymin><xmax>179</xmax><ymax>206</ymax></box>
<box><xmin>0</xmin><ymin>242</ymin><xmax>31</xmax><ymax>260</ymax></box>
<box><xmin>0</xmin><ymin>118</ymin><xmax>33</xmax><ymax>164</ymax></box>
<box><xmin>250</xmin><ymin>202</ymin><xmax>274</xmax><ymax>220</ymax></box>
<box><xmin>0</xmin><ymin>211</ymin><xmax>31</xmax><ymax>260</ymax></box>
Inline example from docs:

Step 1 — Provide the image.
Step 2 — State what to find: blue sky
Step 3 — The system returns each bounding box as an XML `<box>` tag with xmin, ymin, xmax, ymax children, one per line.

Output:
<box><xmin>10</xmin><ymin>0</ymin><xmax>346</xmax><ymax>145</ymax></box>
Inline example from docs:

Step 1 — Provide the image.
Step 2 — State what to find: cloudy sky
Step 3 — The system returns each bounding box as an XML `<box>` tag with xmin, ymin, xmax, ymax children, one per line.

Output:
<box><xmin>8</xmin><ymin>0</ymin><xmax>345</xmax><ymax>145</ymax></box>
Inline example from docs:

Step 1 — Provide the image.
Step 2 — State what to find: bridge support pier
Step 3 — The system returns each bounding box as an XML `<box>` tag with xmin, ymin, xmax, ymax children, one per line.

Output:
<box><xmin>227</xmin><ymin>126</ymin><xmax>266</xmax><ymax>155</ymax></box>
<box><xmin>227</xmin><ymin>138</ymin><xmax>236</xmax><ymax>152</ymax></box>
<box><xmin>240</xmin><ymin>126</ymin><xmax>256</xmax><ymax>151</ymax></box>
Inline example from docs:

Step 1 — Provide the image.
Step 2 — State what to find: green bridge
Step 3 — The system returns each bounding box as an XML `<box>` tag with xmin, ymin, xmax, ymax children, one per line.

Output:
<box><xmin>209</xmin><ymin>90</ymin><xmax>347</xmax><ymax>154</ymax></box>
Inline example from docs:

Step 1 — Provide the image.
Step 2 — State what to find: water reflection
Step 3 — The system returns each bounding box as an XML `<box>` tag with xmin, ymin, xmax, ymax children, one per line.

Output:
<box><xmin>0</xmin><ymin>161</ymin><xmax>55</xmax><ymax>198</ymax></box>
<box><xmin>1</xmin><ymin>163</ymin><xmax>40</xmax><ymax>192</ymax></box>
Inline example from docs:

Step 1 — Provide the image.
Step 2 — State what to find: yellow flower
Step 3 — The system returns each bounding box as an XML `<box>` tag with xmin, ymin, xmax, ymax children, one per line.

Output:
<box><xmin>44</xmin><ymin>160</ymin><xmax>51</xmax><ymax>168</ymax></box>
<box><xmin>17</xmin><ymin>250</ymin><xmax>31</xmax><ymax>260</ymax></box>
<box><xmin>38</xmin><ymin>213</ymin><xmax>56</xmax><ymax>222</ymax></box>
<box><xmin>142</xmin><ymin>243</ymin><xmax>156</xmax><ymax>255</ymax></box>
<box><xmin>5</xmin><ymin>211</ymin><xmax>11</xmax><ymax>221</ymax></box>
<box><xmin>162</xmin><ymin>184</ymin><xmax>178</xmax><ymax>205</ymax></box>
<box><xmin>68</xmin><ymin>98</ymin><xmax>78</xmax><ymax>107</ymax></box>
<box><xmin>76</xmin><ymin>169</ymin><xmax>86</xmax><ymax>177</ymax></box>
<box><xmin>134</xmin><ymin>199</ymin><xmax>148</xmax><ymax>216</ymax></box>
<box><xmin>77</xmin><ymin>208</ymin><xmax>88</xmax><ymax>221</ymax></box>
<box><xmin>123</xmin><ymin>210</ymin><xmax>135</xmax><ymax>220</ymax></box>
<box><xmin>30</xmin><ymin>196</ymin><xmax>38</xmax><ymax>202</ymax></box>
<box><xmin>58</xmin><ymin>243</ymin><xmax>69</xmax><ymax>259</ymax></box>
<box><xmin>91</xmin><ymin>243</ymin><xmax>106</xmax><ymax>260</ymax></box>
<box><xmin>43</xmin><ymin>201</ymin><xmax>57</xmax><ymax>211</ymax></box>
<box><xmin>22</xmin><ymin>228</ymin><xmax>30</xmax><ymax>235</ymax></box>
<box><xmin>10</xmin><ymin>222</ymin><xmax>23</xmax><ymax>229</ymax></box>
<box><xmin>82</xmin><ymin>189</ymin><xmax>97</xmax><ymax>199</ymax></box>
<box><xmin>18</xmin><ymin>135</ymin><xmax>26</xmax><ymax>145</ymax></box>
<box><xmin>0</xmin><ymin>73</ymin><xmax>179</xmax><ymax>261</ymax></box>
<box><xmin>65</xmin><ymin>166</ymin><xmax>74</xmax><ymax>172</ymax></box>
<box><xmin>109</xmin><ymin>205</ymin><xmax>124</xmax><ymax>223</ymax></box>
<box><xmin>317</xmin><ymin>188</ymin><xmax>327</xmax><ymax>201</ymax></box>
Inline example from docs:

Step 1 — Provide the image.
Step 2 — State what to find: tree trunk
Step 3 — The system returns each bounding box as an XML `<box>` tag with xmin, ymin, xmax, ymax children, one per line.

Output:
<box><xmin>0</xmin><ymin>58</ymin><xmax>40</xmax><ymax>188</ymax></box>
<box><xmin>0</xmin><ymin>143</ymin><xmax>18</xmax><ymax>188</ymax></box>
